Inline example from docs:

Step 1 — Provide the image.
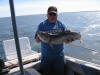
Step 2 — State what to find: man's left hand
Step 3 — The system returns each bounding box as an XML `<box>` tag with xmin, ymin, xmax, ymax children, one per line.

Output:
<box><xmin>65</xmin><ymin>29</ymin><xmax>74</xmax><ymax>43</ymax></box>
<box><xmin>66</xmin><ymin>29</ymin><xmax>72</xmax><ymax>32</ymax></box>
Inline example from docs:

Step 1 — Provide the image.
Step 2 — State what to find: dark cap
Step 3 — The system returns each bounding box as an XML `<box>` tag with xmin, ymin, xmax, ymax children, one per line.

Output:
<box><xmin>47</xmin><ymin>6</ymin><xmax>57</xmax><ymax>13</ymax></box>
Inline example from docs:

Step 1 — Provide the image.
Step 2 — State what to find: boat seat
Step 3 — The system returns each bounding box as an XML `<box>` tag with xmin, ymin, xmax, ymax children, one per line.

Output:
<box><xmin>2</xmin><ymin>37</ymin><xmax>37</xmax><ymax>61</ymax></box>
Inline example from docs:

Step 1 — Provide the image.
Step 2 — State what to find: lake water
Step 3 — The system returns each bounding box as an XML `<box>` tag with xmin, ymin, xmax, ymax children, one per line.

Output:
<box><xmin>0</xmin><ymin>11</ymin><xmax>100</xmax><ymax>64</ymax></box>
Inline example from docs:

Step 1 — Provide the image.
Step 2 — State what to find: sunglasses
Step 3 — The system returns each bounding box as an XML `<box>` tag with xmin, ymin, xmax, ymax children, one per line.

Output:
<box><xmin>49</xmin><ymin>13</ymin><xmax>57</xmax><ymax>16</ymax></box>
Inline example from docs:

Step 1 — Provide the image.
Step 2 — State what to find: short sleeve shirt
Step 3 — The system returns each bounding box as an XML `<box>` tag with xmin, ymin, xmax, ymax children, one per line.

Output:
<box><xmin>35</xmin><ymin>19</ymin><xmax>67</xmax><ymax>57</ymax></box>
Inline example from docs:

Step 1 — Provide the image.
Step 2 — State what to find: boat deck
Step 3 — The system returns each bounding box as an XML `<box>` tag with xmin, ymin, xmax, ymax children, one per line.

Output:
<box><xmin>3</xmin><ymin>55</ymin><xmax>100</xmax><ymax>75</ymax></box>
<box><xmin>8</xmin><ymin>68</ymin><xmax>41</xmax><ymax>75</ymax></box>
<box><xmin>1</xmin><ymin>37</ymin><xmax>100</xmax><ymax>75</ymax></box>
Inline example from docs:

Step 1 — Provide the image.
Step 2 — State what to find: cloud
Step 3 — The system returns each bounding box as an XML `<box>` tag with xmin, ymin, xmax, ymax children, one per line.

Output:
<box><xmin>0</xmin><ymin>0</ymin><xmax>100</xmax><ymax>17</ymax></box>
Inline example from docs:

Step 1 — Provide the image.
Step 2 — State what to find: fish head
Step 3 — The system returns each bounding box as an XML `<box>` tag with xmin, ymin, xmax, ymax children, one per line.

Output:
<box><xmin>38</xmin><ymin>31</ymin><xmax>50</xmax><ymax>42</ymax></box>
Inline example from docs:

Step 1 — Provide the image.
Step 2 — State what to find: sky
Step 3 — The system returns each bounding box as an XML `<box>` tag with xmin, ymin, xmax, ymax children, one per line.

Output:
<box><xmin>0</xmin><ymin>0</ymin><xmax>100</xmax><ymax>17</ymax></box>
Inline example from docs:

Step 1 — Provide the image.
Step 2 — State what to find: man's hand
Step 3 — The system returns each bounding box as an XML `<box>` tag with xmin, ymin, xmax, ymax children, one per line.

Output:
<box><xmin>66</xmin><ymin>38</ymin><xmax>74</xmax><ymax>43</ymax></box>
<box><xmin>35</xmin><ymin>36</ymin><xmax>41</xmax><ymax>43</ymax></box>
<box><xmin>66</xmin><ymin>29</ymin><xmax>72</xmax><ymax>32</ymax></box>
<box><xmin>65</xmin><ymin>29</ymin><xmax>74</xmax><ymax>43</ymax></box>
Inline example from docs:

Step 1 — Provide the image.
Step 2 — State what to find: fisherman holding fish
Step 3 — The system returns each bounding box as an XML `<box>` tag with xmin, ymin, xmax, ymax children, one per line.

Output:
<box><xmin>35</xmin><ymin>6</ymin><xmax>76</xmax><ymax>75</ymax></box>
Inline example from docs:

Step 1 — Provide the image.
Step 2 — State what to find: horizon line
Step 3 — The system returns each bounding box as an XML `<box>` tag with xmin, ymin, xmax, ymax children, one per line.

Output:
<box><xmin>0</xmin><ymin>10</ymin><xmax>100</xmax><ymax>18</ymax></box>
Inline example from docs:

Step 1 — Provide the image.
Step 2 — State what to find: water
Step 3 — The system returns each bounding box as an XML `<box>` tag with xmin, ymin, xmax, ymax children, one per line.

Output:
<box><xmin>0</xmin><ymin>11</ymin><xmax>100</xmax><ymax>64</ymax></box>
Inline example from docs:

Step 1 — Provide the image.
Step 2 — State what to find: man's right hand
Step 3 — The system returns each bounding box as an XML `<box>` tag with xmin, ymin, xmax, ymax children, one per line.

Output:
<box><xmin>66</xmin><ymin>38</ymin><xmax>74</xmax><ymax>43</ymax></box>
<box><xmin>35</xmin><ymin>36</ymin><xmax>41</xmax><ymax>43</ymax></box>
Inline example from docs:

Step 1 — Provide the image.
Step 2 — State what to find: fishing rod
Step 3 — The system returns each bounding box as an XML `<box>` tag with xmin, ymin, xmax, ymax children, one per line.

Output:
<box><xmin>70</xmin><ymin>43</ymin><xmax>100</xmax><ymax>54</ymax></box>
<box><xmin>9</xmin><ymin>0</ymin><xmax>24</xmax><ymax>75</ymax></box>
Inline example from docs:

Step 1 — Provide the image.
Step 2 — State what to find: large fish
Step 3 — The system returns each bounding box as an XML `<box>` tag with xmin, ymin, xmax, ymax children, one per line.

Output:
<box><xmin>37</xmin><ymin>31</ymin><xmax>82</xmax><ymax>44</ymax></box>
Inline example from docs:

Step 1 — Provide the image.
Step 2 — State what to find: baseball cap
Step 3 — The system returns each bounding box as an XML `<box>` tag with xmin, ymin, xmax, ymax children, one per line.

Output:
<box><xmin>47</xmin><ymin>6</ymin><xmax>57</xmax><ymax>13</ymax></box>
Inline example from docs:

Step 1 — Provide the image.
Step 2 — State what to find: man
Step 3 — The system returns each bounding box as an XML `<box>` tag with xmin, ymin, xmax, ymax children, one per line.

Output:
<box><xmin>35</xmin><ymin>6</ymin><xmax>73</xmax><ymax>75</ymax></box>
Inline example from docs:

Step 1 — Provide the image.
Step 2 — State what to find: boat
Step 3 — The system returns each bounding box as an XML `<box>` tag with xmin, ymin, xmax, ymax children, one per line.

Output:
<box><xmin>0</xmin><ymin>37</ymin><xmax>100</xmax><ymax>75</ymax></box>
<box><xmin>0</xmin><ymin>0</ymin><xmax>100</xmax><ymax>75</ymax></box>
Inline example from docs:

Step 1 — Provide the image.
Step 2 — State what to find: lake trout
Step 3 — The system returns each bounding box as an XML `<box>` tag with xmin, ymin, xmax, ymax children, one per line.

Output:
<box><xmin>37</xmin><ymin>31</ymin><xmax>82</xmax><ymax>44</ymax></box>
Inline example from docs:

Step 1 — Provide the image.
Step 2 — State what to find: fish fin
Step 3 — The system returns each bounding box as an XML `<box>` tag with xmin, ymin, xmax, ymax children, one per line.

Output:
<box><xmin>49</xmin><ymin>43</ymin><xmax>53</xmax><ymax>49</ymax></box>
<box><xmin>49</xmin><ymin>43</ymin><xmax>55</xmax><ymax>50</ymax></box>
<box><xmin>48</xmin><ymin>37</ymin><xmax>54</xmax><ymax>49</ymax></box>
<box><xmin>80</xmin><ymin>39</ymin><xmax>82</xmax><ymax>43</ymax></box>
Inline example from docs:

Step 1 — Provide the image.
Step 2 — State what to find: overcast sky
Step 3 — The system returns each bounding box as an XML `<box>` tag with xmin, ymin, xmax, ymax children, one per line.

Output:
<box><xmin>0</xmin><ymin>0</ymin><xmax>100</xmax><ymax>17</ymax></box>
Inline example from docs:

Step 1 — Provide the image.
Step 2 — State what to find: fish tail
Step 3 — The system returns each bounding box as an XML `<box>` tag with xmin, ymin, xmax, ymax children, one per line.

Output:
<box><xmin>80</xmin><ymin>39</ymin><xmax>82</xmax><ymax>43</ymax></box>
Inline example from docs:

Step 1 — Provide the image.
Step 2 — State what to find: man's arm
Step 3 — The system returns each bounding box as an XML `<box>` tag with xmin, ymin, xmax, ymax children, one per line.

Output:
<box><xmin>35</xmin><ymin>32</ymin><xmax>41</xmax><ymax>43</ymax></box>
<box><xmin>35</xmin><ymin>23</ymin><xmax>42</xmax><ymax>43</ymax></box>
<box><xmin>61</xmin><ymin>23</ymin><xmax>74</xmax><ymax>43</ymax></box>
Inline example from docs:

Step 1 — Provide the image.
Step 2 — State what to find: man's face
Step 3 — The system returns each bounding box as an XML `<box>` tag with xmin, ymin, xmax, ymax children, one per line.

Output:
<box><xmin>47</xmin><ymin>11</ymin><xmax>58</xmax><ymax>24</ymax></box>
